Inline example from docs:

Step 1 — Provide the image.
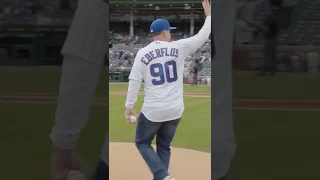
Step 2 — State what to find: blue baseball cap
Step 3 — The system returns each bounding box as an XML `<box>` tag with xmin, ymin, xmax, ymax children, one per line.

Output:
<box><xmin>150</xmin><ymin>19</ymin><xmax>176</xmax><ymax>33</ymax></box>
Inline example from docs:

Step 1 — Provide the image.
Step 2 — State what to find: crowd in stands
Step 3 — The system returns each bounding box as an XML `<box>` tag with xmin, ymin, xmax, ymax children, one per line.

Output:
<box><xmin>0</xmin><ymin>0</ymin><xmax>76</xmax><ymax>25</ymax></box>
<box><xmin>109</xmin><ymin>31</ymin><xmax>212</xmax><ymax>77</ymax></box>
<box><xmin>1</xmin><ymin>0</ymin><xmax>318</xmax><ymax>74</ymax></box>
<box><xmin>235</xmin><ymin>0</ymin><xmax>320</xmax><ymax>73</ymax></box>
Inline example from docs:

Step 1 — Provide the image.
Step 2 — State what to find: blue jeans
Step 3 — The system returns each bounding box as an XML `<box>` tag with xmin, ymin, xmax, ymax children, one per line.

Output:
<box><xmin>92</xmin><ymin>159</ymin><xmax>108</xmax><ymax>180</ymax></box>
<box><xmin>135</xmin><ymin>113</ymin><xmax>181</xmax><ymax>180</ymax></box>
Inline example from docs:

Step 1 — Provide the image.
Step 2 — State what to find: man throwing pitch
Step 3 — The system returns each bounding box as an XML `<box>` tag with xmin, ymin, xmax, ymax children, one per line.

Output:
<box><xmin>124</xmin><ymin>0</ymin><xmax>211</xmax><ymax>179</ymax></box>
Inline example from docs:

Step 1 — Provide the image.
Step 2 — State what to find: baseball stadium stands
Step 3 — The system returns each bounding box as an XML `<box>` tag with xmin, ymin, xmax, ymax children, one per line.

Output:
<box><xmin>245</xmin><ymin>0</ymin><xmax>320</xmax><ymax>46</ymax></box>
<box><xmin>279</xmin><ymin>0</ymin><xmax>320</xmax><ymax>46</ymax></box>
<box><xmin>0</xmin><ymin>0</ymin><xmax>318</xmax><ymax>75</ymax></box>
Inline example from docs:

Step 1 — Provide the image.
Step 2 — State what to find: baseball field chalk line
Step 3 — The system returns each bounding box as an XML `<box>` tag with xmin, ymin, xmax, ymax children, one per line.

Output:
<box><xmin>109</xmin><ymin>142</ymin><xmax>211</xmax><ymax>180</ymax></box>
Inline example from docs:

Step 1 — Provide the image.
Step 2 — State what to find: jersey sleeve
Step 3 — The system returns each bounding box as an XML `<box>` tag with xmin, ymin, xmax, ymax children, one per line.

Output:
<box><xmin>128</xmin><ymin>52</ymin><xmax>144</xmax><ymax>82</ymax></box>
<box><xmin>174</xmin><ymin>16</ymin><xmax>211</xmax><ymax>55</ymax></box>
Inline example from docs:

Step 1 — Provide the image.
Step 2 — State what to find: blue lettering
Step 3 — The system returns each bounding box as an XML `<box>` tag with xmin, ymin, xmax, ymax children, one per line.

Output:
<box><xmin>165</xmin><ymin>48</ymin><xmax>170</xmax><ymax>56</ymax></box>
<box><xmin>145</xmin><ymin>54</ymin><xmax>153</xmax><ymax>61</ymax></box>
<box><xmin>170</xmin><ymin>48</ymin><xmax>175</xmax><ymax>56</ymax></box>
<box><xmin>141</xmin><ymin>57</ymin><xmax>149</xmax><ymax>65</ymax></box>
<box><xmin>149</xmin><ymin>51</ymin><xmax>156</xmax><ymax>60</ymax></box>
<box><xmin>175</xmin><ymin>49</ymin><xmax>179</xmax><ymax>58</ymax></box>
<box><xmin>142</xmin><ymin>48</ymin><xmax>179</xmax><ymax>65</ymax></box>
<box><xmin>155</xmin><ymin>49</ymin><xmax>161</xmax><ymax>58</ymax></box>
<box><xmin>161</xmin><ymin>48</ymin><xmax>166</xmax><ymax>57</ymax></box>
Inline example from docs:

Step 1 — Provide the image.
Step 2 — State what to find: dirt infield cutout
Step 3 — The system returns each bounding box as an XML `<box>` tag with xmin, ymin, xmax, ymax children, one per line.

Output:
<box><xmin>109</xmin><ymin>142</ymin><xmax>211</xmax><ymax>180</ymax></box>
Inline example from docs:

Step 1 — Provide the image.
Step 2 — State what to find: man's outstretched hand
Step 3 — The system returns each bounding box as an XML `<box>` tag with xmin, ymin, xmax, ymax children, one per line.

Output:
<box><xmin>202</xmin><ymin>0</ymin><xmax>211</xmax><ymax>16</ymax></box>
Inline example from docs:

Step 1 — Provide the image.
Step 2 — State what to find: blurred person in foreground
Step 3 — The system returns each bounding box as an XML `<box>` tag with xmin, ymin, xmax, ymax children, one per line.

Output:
<box><xmin>49</xmin><ymin>0</ymin><xmax>109</xmax><ymax>180</ymax></box>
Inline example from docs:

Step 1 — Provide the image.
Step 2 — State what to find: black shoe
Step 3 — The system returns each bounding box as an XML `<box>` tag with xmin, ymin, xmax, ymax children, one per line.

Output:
<box><xmin>217</xmin><ymin>176</ymin><xmax>227</xmax><ymax>180</ymax></box>
<box><xmin>93</xmin><ymin>159</ymin><xmax>109</xmax><ymax>180</ymax></box>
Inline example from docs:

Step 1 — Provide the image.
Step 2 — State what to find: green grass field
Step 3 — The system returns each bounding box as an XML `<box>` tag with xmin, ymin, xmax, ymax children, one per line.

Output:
<box><xmin>109</xmin><ymin>88</ymin><xmax>211</xmax><ymax>152</ymax></box>
<box><xmin>0</xmin><ymin>71</ymin><xmax>320</xmax><ymax>179</ymax></box>
<box><xmin>229</xmin><ymin>110</ymin><xmax>320</xmax><ymax>180</ymax></box>
<box><xmin>1</xmin><ymin>71</ymin><xmax>320</xmax><ymax>99</ymax></box>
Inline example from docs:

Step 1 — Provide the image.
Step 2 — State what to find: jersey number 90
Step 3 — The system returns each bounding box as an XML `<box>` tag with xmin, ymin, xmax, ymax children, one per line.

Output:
<box><xmin>150</xmin><ymin>60</ymin><xmax>178</xmax><ymax>85</ymax></box>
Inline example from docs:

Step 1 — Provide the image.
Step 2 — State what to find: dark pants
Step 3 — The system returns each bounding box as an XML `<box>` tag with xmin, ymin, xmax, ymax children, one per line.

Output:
<box><xmin>135</xmin><ymin>113</ymin><xmax>181</xmax><ymax>180</ymax></box>
<box><xmin>93</xmin><ymin>159</ymin><xmax>108</xmax><ymax>180</ymax></box>
<box><xmin>262</xmin><ymin>38</ymin><xmax>278</xmax><ymax>75</ymax></box>
<box><xmin>192</xmin><ymin>73</ymin><xmax>198</xmax><ymax>85</ymax></box>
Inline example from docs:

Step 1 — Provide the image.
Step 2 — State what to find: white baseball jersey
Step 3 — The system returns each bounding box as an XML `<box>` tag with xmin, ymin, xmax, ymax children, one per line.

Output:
<box><xmin>127</xmin><ymin>16</ymin><xmax>211</xmax><ymax>122</ymax></box>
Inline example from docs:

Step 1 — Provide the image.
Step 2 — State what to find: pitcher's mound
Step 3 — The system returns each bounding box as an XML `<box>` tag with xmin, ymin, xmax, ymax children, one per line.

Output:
<box><xmin>109</xmin><ymin>142</ymin><xmax>211</xmax><ymax>180</ymax></box>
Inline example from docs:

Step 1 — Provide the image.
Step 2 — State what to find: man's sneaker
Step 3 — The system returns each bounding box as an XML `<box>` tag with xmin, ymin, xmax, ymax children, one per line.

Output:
<box><xmin>163</xmin><ymin>176</ymin><xmax>175</xmax><ymax>180</ymax></box>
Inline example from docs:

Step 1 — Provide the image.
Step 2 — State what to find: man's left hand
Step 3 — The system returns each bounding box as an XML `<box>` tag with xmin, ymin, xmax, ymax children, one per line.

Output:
<box><xmin>125</xmin><ymin>108</ymin><xmax>136</xmax><ymax>122</ymax></box>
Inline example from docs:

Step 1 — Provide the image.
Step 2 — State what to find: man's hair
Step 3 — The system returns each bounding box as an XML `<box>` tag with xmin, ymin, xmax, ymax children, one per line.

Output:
<box><xmin>151</xmin><ymin>32</ymin><xmax>162</xmax><ymax>37</ymax></box>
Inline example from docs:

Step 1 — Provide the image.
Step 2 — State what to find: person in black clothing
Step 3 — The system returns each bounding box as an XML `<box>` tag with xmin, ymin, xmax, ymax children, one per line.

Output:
<box><xmin>192</xmin><ymin>59</ymin><xmax>200</xmax><ymax>86</ymax></box>
<box><xmin>192</xmin><ymin>65</ymin><xmax>198</xmax><ymax>86</ymax></box>
<box><xmin>119</xmin><ymin>51</ymin><xmax>124</xmax><ymax>58</ymax></box>
<box><xmin>261</xmin><ymin>10</ymin><xmax>279</xmax><ymax>76</ymax></box>
<box><xmin>254</xmin><ymin>7</ymin><xmax>280</xmax><ymax>76</ymax></box>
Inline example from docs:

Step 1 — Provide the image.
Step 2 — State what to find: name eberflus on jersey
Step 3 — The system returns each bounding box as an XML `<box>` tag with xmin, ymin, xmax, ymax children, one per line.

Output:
<box><xmin>141</xmin><ymin>48</ymin><xmax>179</xmax><ymax>65</ymax></box>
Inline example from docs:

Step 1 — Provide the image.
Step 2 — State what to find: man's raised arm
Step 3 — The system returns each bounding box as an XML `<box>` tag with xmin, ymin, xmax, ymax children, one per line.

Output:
<box><xmin>175</xmin><ymin>0</ymin><xmax>212</xmax><ymax>55</ymax></box>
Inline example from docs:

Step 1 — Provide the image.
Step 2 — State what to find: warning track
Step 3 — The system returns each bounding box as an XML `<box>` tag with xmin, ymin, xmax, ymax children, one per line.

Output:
<box><xmin>0</xmin><ymin>92</ymin><xmax>320</xmax><ymax>111</ymax></box>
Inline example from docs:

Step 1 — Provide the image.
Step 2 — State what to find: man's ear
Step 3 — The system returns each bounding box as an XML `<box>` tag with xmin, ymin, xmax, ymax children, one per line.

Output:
<box><xmin>161</xmin><ymin>31</ymin><xmax>166</xmax><ymax>37</ymax></box>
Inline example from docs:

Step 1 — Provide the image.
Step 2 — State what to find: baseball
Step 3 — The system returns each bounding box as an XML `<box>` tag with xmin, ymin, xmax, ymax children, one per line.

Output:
<box><xmin>128</xmin><ymin>115</ymin><xmax>137</xmax><ymax>123</ymax></box>
<box><xmin>66</xmin><ymin>170</ymin><xmax>86</xmax><ymax>180</ymax></box>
